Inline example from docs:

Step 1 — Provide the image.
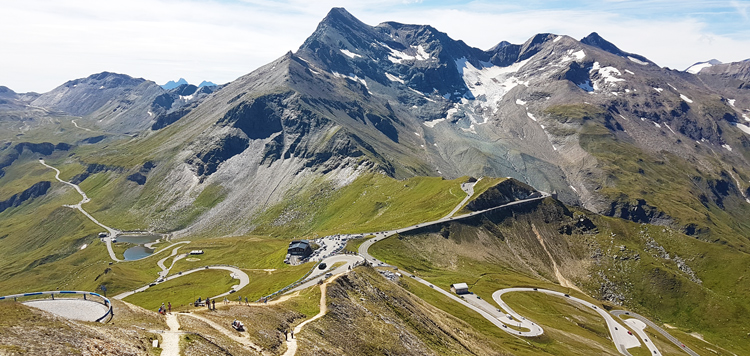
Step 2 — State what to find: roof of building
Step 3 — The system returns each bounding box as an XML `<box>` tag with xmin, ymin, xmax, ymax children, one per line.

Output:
<box><xmin>451</xmin><ymin>283</ymin><xmax>469</xmax><ymax>290</ymax></box>
<box><xmin>288</xmin><ymin>241</ymin><xmax>311</xmax><ymax>250</ymax></box>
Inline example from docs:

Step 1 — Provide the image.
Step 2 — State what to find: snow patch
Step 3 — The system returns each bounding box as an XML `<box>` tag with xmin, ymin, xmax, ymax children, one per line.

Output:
<box><xmin>723</xmin><ymin>144</ymin><xmax>733</xmax><ymax>151</ymax></box>
<box><xmin>653</xmin><ymin>87</ymin><xmax>663</xmax><ymax>92</ymax></box>
<box><xmin>516</xmin><ymin>99</ymin><xmax>527</xmax><ymax>106</ymax></box>
<box><xmin>414</xmin><ymin>132</ymin><xmax>421</xmax><ymax>137</ymax></box>
<box><xmin>333</xmin><ymin>72</ymin><xmax>368</xmax><ymax>89</ymax></box>
<box><xmin>569</xmin><ymin>185</ymin><xmax>578</xmax><ymax>193</ymax></box>
<box><xmin>728</xmin><ymin>99</ymin><xmax>736</xmax><ymax>107</ymax></box>
<box><xmin>179</xmin><ymin>95</ymin><xmax>194</xmax><ymax>101</ymax></box>
<box><xmin>744</xmin><ymin>113</ymin><xmax>750</xmax><ymax>122</ymax></box>
<box><xmin>665</xmin><ymin>123</ymin><xmax>676</xmax><ymax>134</ymax></box>
<box><xmin>80</xmin><ymin>244</ymin><xmax>87</xmax><ymax>250</ymax></box>
<box><xmin>387</xmin><ymin>44</ymin><xmax>430</xmax><ymax>63</ymax></box>
<box><xmin>340</xmin><ymin>49</ymin><xmax>361</xmax><ymax>59</ymax></box>
<box><xmin>686</xmin><ymin>62</ymin><xmax>713</xmax><ymax>74</ymax></box>
<box><xmin>628</xmin><ymin>56</ymin><xmax>648</xmax><ymax>65</ymax></box>
<box><xmin>147</xmin><ymin>111</ymin><xmax>153</xmax><ymax>117</ymax></box>
<box><xmin>99</xmin><ymin>86</ymin><xmax>105</xmax><ymax>89</ymax></box>
<box><xmin>680</xmin><ymin>94</ymin><xmax>693</xmax><ymax>103</ymax></box>
<box><xmin>596</xmin><ymin>65</ymin><xmax>625</xmax><ymax>83</ymax></box>
<box><xmin>461</xmin><ymin>124</ymin><xmax>477</xmax><ymax>134</ymax></box>
<box><xmin>553</xmin><ymin>36</ymin><xmax>562</xmax><ymax>43</ymax></box>
<box><xmin>527</xmin><ymin>112</ymin><xmax>537</xmax><ymax>121</ymax></box>
<box><xmin>625</xmin><ymin>69</ymin><xmax>635</xmax><ymax>75</ymax></box>
<box><xmin>455</xmin><ymin>56</ymin><xmax>531</xmax><ymax>113</ymax></box>
<box><xmin>653</xmin><ymin>122</ymin><xmax>661</xmax><ymax>128</ymax></box>
<box><xmin>423</xmin><ymin>118</ymin><xmax>446</xmax><ymax>128</ymax></box>
<box><xmin>736</xmin><ymin>123</ymin><xmax>750</xmax><ymax>135</ymax></box>
<box><xmin>385</xmin><ymin>72</ymin><xmax>404</xmax><ymax>84</ymax></box>
<box><xmin>557</xmin><ymin>49</ymin><xmax>585</xmax><ymax>65</ymax></box>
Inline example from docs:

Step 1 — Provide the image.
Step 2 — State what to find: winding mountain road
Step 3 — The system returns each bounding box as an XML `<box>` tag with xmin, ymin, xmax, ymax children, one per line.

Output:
<box><xmin>493</xmin><ymin>288</ymin><xmax>640</xmax><ymax>354</ymax></box>
<box><xmin>611</xmin><ymin>310</ymin><xmax>699</xmax><ymax>356</ymax></box>
<box><xmin>353</xmin><ymin>188</ymin><xmax>698</xmax><ymax>356</ymax></box>
<box><xmin>40</xmin><ymin>159</ymin><xmax>120</xmax><ymax>240</ymax></box>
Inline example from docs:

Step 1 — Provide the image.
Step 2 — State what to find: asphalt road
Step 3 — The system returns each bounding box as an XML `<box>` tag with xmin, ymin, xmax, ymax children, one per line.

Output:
<box><xmin>287</xmin><ymin>255</ymin><xmax>364</xmax><ymax>293</ymax></box>
<box><xmin>493</xmin><ymin>288</ymin><xmax>641</xmax><ymax>355</ymax></box>
<box><xmin>611</xmin><ymin>310</ymin><xmax>699</xmax><ymax>356</ymax></box>
<box><xmin>40</xmin><ymin>159</ymin><xmax>122</xmax><ymax>261</ymax></box>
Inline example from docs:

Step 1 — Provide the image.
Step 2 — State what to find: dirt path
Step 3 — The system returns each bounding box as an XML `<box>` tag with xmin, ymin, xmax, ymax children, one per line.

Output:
<box><xmin>282</xmin><ymin>277</ymin><xmax>337</xmax><ymax>356</ymax></box>
<box><xmin>161</xmin><ymin>313</ymin><xmax>182</xmax><ymax>356</ymax></box>
<box><xmin>181</xmin><ymin>313</ymin><xmax>263</xmax><ymax>353</ymax></box>
<box><xmin>531</xmin><ymin>224</ymin><xmax>583</xmax><ymax>294</ymax></box>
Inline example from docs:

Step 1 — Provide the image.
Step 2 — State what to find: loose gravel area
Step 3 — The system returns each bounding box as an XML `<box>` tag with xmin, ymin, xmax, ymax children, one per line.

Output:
<box><xmin>23</xmin><ymin>298</ymin><xmax>109</xmax><ymax>322</ymax></box>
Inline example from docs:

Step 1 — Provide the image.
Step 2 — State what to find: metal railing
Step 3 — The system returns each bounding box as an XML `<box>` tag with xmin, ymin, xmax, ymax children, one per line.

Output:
<box><xmin>0</xmin><ymin>290</ymin><xmax>113</xmax><ymax>322</ymax></box>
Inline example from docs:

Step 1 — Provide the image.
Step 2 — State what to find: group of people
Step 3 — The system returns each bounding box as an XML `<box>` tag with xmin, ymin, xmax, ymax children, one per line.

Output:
<box><xmin>283</xmin><ymin>329</ymin><xmax>295</xmax><ymax>340</ymax></box>
<box><xmin>158</xmin><ymin>302</ymin><xmax>172</xmax><ymax>315</ymax></box>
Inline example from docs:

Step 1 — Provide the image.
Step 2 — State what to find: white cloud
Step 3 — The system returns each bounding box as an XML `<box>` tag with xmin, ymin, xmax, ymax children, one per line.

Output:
<box><xmin>0</xmin><ymin>0</ymin><xmax>748</xmax><ymax>92</ymax></box>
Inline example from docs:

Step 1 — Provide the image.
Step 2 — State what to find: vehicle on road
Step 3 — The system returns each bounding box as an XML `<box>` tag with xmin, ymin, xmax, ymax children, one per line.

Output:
<box><xmin>628</xmin><ymin>331</ymin><xmax>633</xmax><ymax>335</ymax></box>
<box><xmin>319</xmin><ymin>263</ymin><xmax>327</xmax><ymax>270</ymax></box>
<box><xmin>325</xmin><ymin>272</ymin><xmax>332</xmax><ymax>278</ymax></box>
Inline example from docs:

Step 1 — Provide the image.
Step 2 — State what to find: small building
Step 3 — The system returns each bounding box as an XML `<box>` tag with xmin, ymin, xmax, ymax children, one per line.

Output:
<box><xmin>287</xmin><ymin>240</ymin><xmax>312</xmax><ymax>257</ymax></box>
<box><xmin>189</xmin><ymin>250</ymin><xmax>204</xmax><ymax>255</ymax></box>
<box><xmin>450</xmin><ymin>283</ymin><xmax>469</xmax><ymax>295</ymax></box>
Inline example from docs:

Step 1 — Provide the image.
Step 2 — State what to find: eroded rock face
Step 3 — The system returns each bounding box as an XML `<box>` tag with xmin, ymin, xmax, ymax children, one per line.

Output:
<box><xmin>0</xmin><ymin>181</ymin><xmax>51</xmax><ymax>213</ymax></box>
<box><xmin>603</xmin><ymin>198</ymin><xmax>672</xmax><ymax>226</ymax></box>
<box><xmin>465</xmin><ymin>179</ymin><xmax>537</xmax><ymax>211</ymax></box>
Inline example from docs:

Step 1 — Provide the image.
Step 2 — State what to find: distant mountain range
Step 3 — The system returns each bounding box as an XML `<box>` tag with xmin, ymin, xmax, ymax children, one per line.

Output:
<box><xmin>161</xmin><ymin>78</ymin><xmax>217</xmax><ymax>90</ymax></box>
<box><xmin>1</xmin><ymin>8</ymin><xmax>750</xmax><ymax>352</ymax></box>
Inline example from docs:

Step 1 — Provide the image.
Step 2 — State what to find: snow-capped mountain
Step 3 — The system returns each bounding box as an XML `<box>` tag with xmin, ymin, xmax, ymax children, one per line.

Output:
<box><xmin>685</xmin><ymin>59</ymin><xmax>722</xmax><ymax>74</ymax></box>
<box><xmin>3</xmin><ymin>8</ymin><xmax>750</xmax><ymax>239</ymax></box>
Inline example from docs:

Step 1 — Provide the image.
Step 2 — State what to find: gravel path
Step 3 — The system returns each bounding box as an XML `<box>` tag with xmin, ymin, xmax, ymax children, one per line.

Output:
<box><xmin>23</xmin><ymin>299</ymin><xmax>110</xmax><ymax>322</ymax></box>
<box><xmin>161</xmin><ymin>313</ymin><xmax>182</xmax><ymax>356</ymax></box>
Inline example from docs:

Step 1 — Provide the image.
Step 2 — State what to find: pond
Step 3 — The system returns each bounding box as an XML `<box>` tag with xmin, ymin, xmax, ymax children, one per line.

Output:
<box><xmin>119</xmin><ymin>234</ymin><xmax>161</xmax><ymax>261</ymax></box>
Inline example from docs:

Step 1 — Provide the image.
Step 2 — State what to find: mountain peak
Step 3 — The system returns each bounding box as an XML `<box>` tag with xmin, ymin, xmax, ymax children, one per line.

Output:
<box><xmin>685</xmin><ymin>59</ymin><xmax>722</xmax><ymax>74</ymax></box>
<box><xmin>580</xmin><ymin>32</ymin><xmax>652</xmax><ymax>65</ymax></box>
<box><xmin>161</xmin><ymin>78</ymin><xmax>189</xmax><ymax>90</ymax></box>
<box><xmin>320</xmin><ymin>7</ymin><xmax>366</xmax><ymax>29</ymax></box>
<box><xmin>198</xmin><ymin>80</ymin><xmax>217</xmax><ymax>88</ymax></box>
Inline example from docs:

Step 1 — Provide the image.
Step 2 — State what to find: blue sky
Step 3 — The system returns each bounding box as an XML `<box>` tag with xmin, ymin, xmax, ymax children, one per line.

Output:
<box><xmin>1</xmin><ymin>0</ymin><xmax>748</xmax><ymax>92</ymax></box>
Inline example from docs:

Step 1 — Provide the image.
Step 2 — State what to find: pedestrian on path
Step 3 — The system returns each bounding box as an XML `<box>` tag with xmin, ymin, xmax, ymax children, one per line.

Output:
<box><xmin>245</xmin><ymin>297</ymin><xmax>248</xmax><ymax>305</ymax></box>
<box><xmin>291</xmin><ymin>330</ymin><xmax>294</xmax><ymax>339</ymax></box>
<box><xmin>212</xmin><ymin>299</ymin><xmax>215</xmax><ymax>310</ymax></box>
<box><xmin>284</xmin><ymin>330</ymin><xmax>288</xmax><ymax>340</ymax></box>
<box><xmin>168</xmin><ymin>302</ymin><xmax>171</xmax><ymax>314</ymax></box>
<box><xmin>207</xmin><ymin>298</ymin><xmax>211</xmax><ymax>310</ymax></box>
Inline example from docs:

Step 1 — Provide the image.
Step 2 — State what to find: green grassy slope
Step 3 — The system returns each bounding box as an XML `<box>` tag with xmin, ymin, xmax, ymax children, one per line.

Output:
<box><xmin>253</xmin><ymin>173</ymin><xmax>471</xmax><ymax>238</ymax></box>
<box><xmin>370</xmin><ymin>197</ymin><xmax>750</xmax><ymax>355</ymax></box>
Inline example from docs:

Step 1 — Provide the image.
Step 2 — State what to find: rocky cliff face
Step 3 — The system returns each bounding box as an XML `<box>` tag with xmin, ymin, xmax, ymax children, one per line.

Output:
<box><xmin>2</xmin><ymin>8</ymin><xmax>749</xmax><ymax>242</ymax></box>
<box><xmin>0</xmin><ymin>181</ymin><xmax>50</xmax><ymax>213</ymax></box>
